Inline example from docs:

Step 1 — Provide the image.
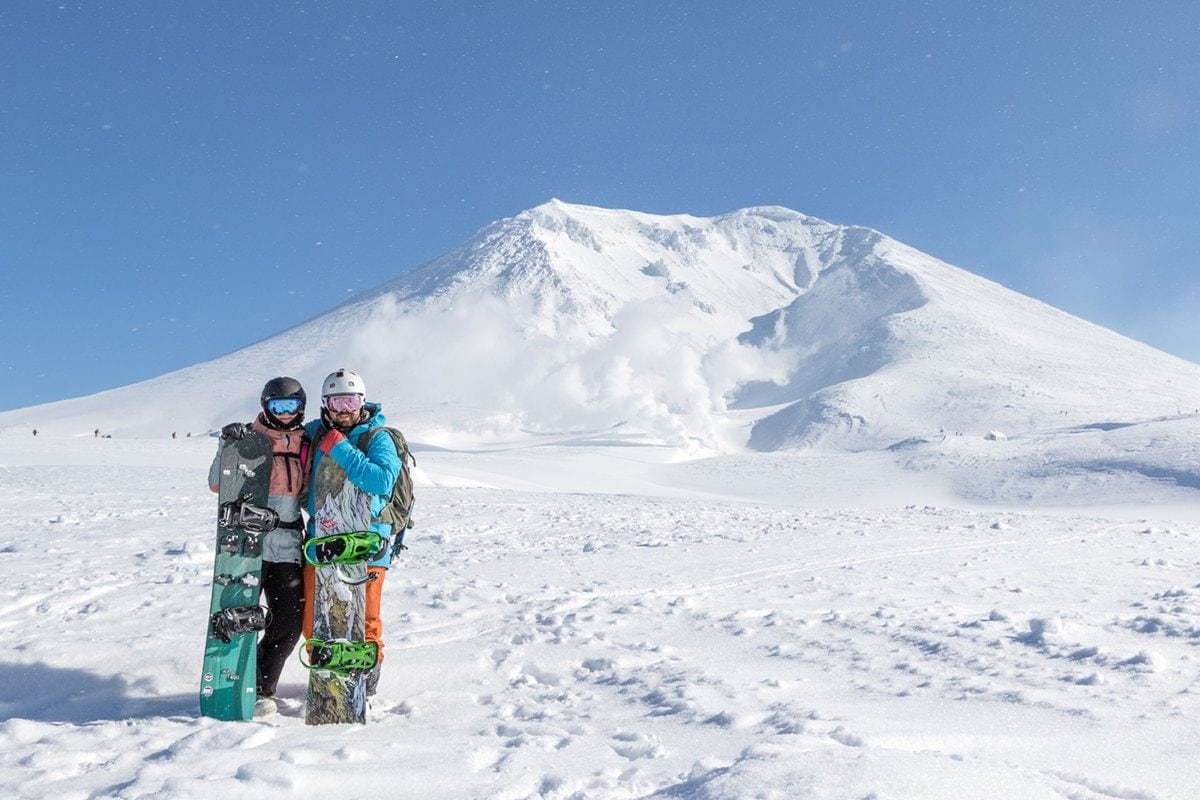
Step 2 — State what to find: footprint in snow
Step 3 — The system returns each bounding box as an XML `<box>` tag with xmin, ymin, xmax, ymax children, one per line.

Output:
<box><xmin>829</xmin><ymin>725</ymin><xmax>866</xmax><ymax>747</ymax></box>
<box><xmin>610</xmin><ymin>731</ymin><xmax>664</xmax><ymax>760</ymax></box>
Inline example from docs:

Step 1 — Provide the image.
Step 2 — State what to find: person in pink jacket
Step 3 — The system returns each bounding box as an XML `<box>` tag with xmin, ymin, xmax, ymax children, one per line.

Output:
<box><xmin>209</xmin><ymin>377</ymin><xmax>310</xmax><ymax>705</ymax></box>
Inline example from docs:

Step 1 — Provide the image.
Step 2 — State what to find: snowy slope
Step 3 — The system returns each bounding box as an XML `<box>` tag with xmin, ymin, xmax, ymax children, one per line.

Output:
<box><xmin>746</xmin><ymin>231</ymin><xmax>1200</xmax><ymax>451</ymax></box>
<box><xmin>1</xmin><ymin>434</ymin><xmax>1199</xmax><ymax>799</ymax></box>
<box><xmin>3</xmin><ymin>200</ymin><xmax>1199</xmax><ymax>498</ymax></box>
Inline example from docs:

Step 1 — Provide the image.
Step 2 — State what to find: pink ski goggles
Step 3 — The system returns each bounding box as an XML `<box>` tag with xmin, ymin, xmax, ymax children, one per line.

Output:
<box><xmin>323</xmin><ymin>394</ymin><xmax>364</xmax><ymax>413</ymax></box>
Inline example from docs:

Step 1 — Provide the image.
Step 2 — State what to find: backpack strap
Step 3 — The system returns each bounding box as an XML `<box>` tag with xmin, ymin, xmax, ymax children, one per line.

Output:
<box><xmin>354</xmin><ymin>426</ymin><xmax>381</xmax><ymax>453</ymax></box>
<box><xmin>299</xmin><ymin>435</ymin><xmax>312</xmax><ymax>472</ymax></box>
<box><xmin>309</xmin><ymin>424</ymin><xmax>330</xmax><ymax>455</ymax></box>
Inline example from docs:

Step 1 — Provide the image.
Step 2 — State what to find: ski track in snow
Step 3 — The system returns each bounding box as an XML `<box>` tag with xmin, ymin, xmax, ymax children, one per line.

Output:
<box><xmin>1</xmin><ymin>443</ymin><xmax>1199</xmax><ymax>800</ymax></box>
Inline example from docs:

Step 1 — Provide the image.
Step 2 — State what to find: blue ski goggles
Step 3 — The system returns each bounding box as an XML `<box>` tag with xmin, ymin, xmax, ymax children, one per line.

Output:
<box><xmin>266</xmin><ymin>397</ymin><xmax>303</xmax><ymax>415</ymax></box>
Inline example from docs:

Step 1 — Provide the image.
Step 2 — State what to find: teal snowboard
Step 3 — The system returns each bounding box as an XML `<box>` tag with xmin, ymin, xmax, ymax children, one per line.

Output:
<box><xmin>199</xmin><ymin>432</ymin><xmax>274</xmax><ymax>721</ymax></box>
<box><xmin>304</xmin><ymin>451</ymin><xmax>376</xmax><ymax>725</ymax></box>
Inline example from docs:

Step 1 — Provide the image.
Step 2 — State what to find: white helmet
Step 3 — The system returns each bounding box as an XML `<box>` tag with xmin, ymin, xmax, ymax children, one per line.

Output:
<box><xmin>322</xmin><ymin>369</ymin><xmax>366</xmax><ymax>399</ymax></box>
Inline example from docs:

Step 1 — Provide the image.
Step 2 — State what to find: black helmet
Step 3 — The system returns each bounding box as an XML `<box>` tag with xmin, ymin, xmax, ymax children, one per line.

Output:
<box><xmin>260</xmin><ymin>376</ymin><xmax>306</xmax><ymax>429</ymax></box>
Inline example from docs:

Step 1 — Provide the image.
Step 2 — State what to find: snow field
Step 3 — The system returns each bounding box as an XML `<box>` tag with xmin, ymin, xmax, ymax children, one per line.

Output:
<box><xmin>1</xmin><ymin>436</ymin><xmax>1198</xmax><ymax>798</ymax></box>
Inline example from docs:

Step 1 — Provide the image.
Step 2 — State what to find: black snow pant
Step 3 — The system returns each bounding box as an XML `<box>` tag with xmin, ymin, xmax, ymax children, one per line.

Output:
<box><xmin>256</xmin><ymin>560</ymin><xmax>305</xmax><ymax>697</ymax></box>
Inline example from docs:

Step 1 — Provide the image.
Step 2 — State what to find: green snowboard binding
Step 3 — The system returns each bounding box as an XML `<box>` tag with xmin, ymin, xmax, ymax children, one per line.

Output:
<box><xmin>300</xmin><ymin>638</ymin><xmax>379</xmax><ymax>675</ymax></box>
<box><xmin>303</xmin><ymin>531</ymin><xmax>387</xmax><ymax>565</ymax></box>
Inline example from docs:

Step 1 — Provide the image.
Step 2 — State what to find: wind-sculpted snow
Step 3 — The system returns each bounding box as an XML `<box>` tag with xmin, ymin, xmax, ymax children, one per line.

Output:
<box><xmin>739</xmin><ymin>233</ymin><xmax>929</xmax><ymax>448</ymax></box>
<box><xmin>1</xmin><ymin>435</ymin><xmax>1198</xmax><ymax>798</ymax></box>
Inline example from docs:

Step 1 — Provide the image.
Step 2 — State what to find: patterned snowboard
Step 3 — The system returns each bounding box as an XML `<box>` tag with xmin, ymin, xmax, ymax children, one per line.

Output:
<box><xmin>200</xmin><ymin>431</ymin><xmax>273</xmax><ymax>721</ymax></box>
<box><xmin>305</xmin><ymin>449</ymin><xmax>373</xmax><ymax>725</ymax></box>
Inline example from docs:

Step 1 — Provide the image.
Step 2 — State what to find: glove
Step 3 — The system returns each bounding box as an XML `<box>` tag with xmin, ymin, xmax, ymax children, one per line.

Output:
<box><xmin>220</xmin><ymin>422</ymin><xmax>250</xmax><ymax>440</ymax></box>
<box><xmin>319</xmin><ymin>429</ymin><xmax>346</xmax><ymax>455</ymax></box>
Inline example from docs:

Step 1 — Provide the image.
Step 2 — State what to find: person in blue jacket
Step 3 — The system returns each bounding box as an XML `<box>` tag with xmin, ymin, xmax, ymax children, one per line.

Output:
<box><xmin>303</xmin><ymin>368</ymin><xmax>401</xmax><ymax>696</ymax></box>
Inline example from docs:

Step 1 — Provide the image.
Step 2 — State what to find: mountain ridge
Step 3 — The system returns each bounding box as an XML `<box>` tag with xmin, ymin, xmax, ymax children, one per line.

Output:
<box><xmin>3</xmin><ymin>201</ymin><xmax>1198</xmax><ymax>458</ymax></box>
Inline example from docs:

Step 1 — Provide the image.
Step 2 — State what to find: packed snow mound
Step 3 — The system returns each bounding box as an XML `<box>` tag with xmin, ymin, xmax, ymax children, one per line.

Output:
<box><xmin>4</xmin><ymin>200</ymin><xmax>1200</xmax><ymax>459</ymax></box>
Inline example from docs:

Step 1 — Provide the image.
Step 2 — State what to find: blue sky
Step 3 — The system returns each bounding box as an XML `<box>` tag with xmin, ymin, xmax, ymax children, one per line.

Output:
<box><xmin>2</xmin><ymin>2</ymin><xmax>1197</xmax><ymax>412</ymax></box>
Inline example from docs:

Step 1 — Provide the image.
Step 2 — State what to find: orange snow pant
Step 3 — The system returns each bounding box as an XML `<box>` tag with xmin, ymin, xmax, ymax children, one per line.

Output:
<box><xmin>303</xmin><ymin>564</ymin><xmax>387</xmax><ymax>663</ymax></box>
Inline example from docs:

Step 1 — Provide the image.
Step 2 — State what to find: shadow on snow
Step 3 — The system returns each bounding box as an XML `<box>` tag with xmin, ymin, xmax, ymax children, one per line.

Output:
<box><xmin>0</xmin><ymin>661</ymin><xmax>195</xmax><ymax>724</ymax></box>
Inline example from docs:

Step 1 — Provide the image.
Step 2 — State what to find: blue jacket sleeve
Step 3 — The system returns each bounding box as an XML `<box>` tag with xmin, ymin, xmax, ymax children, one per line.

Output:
<box><xmin>326</xmin><ymin>429</ymin><xmax>400</xmax><ymax>497</ymax></box>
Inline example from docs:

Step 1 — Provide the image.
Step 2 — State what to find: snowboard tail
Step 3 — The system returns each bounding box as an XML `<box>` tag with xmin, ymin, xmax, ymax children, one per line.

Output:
<box><xmin>305</xmin><ymin>558</ymin><xmax>371</xmax><ymax>724</ymax></box>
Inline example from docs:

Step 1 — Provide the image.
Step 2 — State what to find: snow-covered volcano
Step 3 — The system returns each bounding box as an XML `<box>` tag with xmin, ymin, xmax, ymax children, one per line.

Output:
<box><xmin>4</xmin><ymin>200</ymin><xmax>1199</xmax><ymax>457</ymax></box>
<box><xmin>6</xmin><ymin>204</ymin><xmax>1200</xmax><ymax>798</ymax></box>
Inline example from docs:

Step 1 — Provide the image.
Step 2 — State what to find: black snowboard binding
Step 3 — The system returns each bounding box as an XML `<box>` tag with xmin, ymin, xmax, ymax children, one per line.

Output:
<box><xmin>218</xmin><ymin>496</ymin><xmax>280</xmax><ymax>533</ymax></box>
<box><xmin>210</xmin><ymin>605</ymin><xmax>270</xmax><ymax>644</ymax></box>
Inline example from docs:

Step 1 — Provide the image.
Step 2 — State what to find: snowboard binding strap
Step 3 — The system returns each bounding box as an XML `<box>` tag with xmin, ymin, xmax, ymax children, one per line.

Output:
<box><xmin>299</xmin><ymin>638</ymin><xmax>379</xmax><ymax>675</ymax></box>
<box><xmin>334</xmin><ymin>566</ymin><xmax>380</xmax><ymax>586</ymax></box>
<box><xmin>210</xmin><ymin>605</ymin><xmax>269</xmax><ymax>644</ymax></box>
<box><xmin>219</xmin><ymin>496</ymin><xmax>280</xmax><ymax>533</ymax></box>
<box><xmin>303</xmin><ymin>531</ymin><xmax>388</xmax><ymax>565</ymax></box>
